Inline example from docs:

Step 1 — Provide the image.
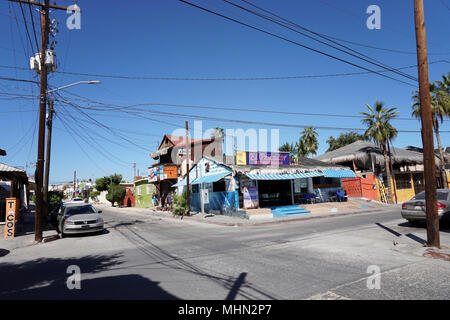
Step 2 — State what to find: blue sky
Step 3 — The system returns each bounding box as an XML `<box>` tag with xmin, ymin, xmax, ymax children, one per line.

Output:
<box><xmin>1</xmin><ymin>0</ymin><xmax>449</xmax><ymax>184</ymax></box>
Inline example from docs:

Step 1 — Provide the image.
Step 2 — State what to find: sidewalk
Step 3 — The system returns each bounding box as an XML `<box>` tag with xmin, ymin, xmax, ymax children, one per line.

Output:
<box><xmin>0</xmin><ymin>205</ymin><xmax>59</xmax><ymax>253</ymax></box>
<box><xmin>96</xmin><ymin>199</ymin><xmax>400</xmax><ymax>227</ymax></box>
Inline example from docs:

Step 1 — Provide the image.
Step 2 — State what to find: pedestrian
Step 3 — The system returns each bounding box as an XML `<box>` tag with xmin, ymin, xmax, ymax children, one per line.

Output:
<box><xmin>152</xmin><ymin>194</ymin><xmax>157</xmax><ymax>207</ymax></box>
<box><xmin>167</xmin><ymin>192</ymin><xmax>173</xmax><ymax>211</ymax></box>
<box><xmin>160</xmin><ymin>192</ymin><xmax>166</xmax><ymax>210</ymax></box>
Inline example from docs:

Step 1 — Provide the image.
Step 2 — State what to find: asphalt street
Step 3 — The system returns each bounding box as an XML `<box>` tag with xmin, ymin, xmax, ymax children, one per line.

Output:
<box><xmin>1</xmin><ymin>206</ymin><xmax>449</xmax><ymax>300</ymax></box>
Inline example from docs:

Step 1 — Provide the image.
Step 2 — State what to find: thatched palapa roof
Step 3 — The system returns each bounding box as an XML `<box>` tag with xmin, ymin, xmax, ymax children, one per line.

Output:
<box><xmin>314</xmin><ymin>140</ymin><xmax>439</xmax><ymax>168</ymax></box>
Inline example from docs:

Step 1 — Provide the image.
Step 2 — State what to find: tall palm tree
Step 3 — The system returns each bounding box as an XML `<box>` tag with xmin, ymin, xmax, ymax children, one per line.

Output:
<box><xmin>360</xmin><ymin>100</ymin><xmax>399</xmax><ymax>203</ymax></box>
<box><xmin>299</xmin><ymin>127</ymin><xmax>318</xmax><ymax>157</ymax></box>
<box><xmin>412</xmin><ymin>78</ymin><xmax>450</xmax><ymax>187</ymax></box>
<box><xmin>279</xmin><ymin>142</ymin><xmax>295</xmax><ymax>152</ymax></box>
<box><xmin>210</xmin><ymin>127</ymin><xmax>225</xmax><ymax>139</ymax></box>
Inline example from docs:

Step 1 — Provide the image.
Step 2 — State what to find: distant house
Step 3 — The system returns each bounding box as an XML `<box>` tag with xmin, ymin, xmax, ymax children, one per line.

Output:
<box><xmin>0</xmin><ymin>162</ymin><xmax>28</xmax><ymax>223</ymax></box>
<box><xmin>315</xmin><ymin>140</ymin><xmax>448</xmax><ymax>202</ymax></box>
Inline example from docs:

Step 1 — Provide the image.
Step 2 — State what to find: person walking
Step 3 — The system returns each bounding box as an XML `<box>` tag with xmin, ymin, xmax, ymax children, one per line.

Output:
<box><xmin>167</xmin><ymin>192</ymin><xmax>173</xmax><ymax>211</ymax></box>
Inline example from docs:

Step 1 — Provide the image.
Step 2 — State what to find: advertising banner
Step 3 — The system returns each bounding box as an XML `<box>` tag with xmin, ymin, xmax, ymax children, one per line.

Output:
<box><xmin>247</xmin><ymin>152</ymin><xmax>290</xmax><ymax>166</ymax></box>
<box><xmin>243</xmin><ymin>186</ymin><xmax>258</xmax><ymax>209</ymax></box>
<box><xmin>289</xmin><ymin>152</ymin><xmax>299</xmax><ymax>165</ymax></box>
<box><xmin>236</xmin><ymin>151</ymin><xmax>247</xmax><ymax>165</ymax></box>
<box><xmin>4</xmin><ymin>198</ymin><xmax>17</xmax><ymax>239</ymax></box>
<box><xmin>149</xmin><ymin>165</ymin><xmax>178</xmax><ymax>182</ymax></box>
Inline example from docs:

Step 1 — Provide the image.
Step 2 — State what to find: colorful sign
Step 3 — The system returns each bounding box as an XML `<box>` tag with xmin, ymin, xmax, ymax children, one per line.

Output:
<box><xmin>247</xmin><ymin>152</ymin><xmax>290</xmax><ymax>166</ymax></box>
<box><xmin>149</xmin><ymin>165</ymin><xmax>178</xmax><ymax>182</ymax></box>
<box><xmin>236</xmin><ymin>151</ymin><xmax>247</xmax><ymax>165</ymax></box>
<box><xmin>4</xmin><ymin>198</ymin><xmax>17</xmax><ymax>239</ymax></box>
<box><xmin>289</xmin><ymin>152</ymin><xmax>299</xmax><ymax>165</ymax></box>
<box><xmin>243</xmin><ymin>186</ymin><xmax>258</xmax><ymax>209</ymax></box>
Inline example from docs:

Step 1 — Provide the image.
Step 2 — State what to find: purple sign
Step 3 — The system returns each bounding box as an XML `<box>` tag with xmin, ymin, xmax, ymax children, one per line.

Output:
<box><xmin>247</xmin><ymin>152</ymin><xmax>290</xmax><ymax>166</ymax></box>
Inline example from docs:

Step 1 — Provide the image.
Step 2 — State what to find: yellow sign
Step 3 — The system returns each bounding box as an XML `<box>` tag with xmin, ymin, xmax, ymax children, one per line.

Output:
<box><xmin>236</xmin><ymin>151</ymin><xmax>247</xmax><ymax>165</ymax></box>
<box><xmin>4</xmin><ymin>198</ymin><xmax>17</xmax><ymax>239</ymax></box>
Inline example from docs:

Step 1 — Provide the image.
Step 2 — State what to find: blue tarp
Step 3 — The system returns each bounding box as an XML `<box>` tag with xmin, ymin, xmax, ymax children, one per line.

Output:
<box><xmin>322</xmin><ymin>169</ymin><xmax>356</xmax><ymax>178</ymax></box>
<box><xmin>173</xmin><ymin>171</ymin><xmax>230</xmax><ymax>187</ymax></box>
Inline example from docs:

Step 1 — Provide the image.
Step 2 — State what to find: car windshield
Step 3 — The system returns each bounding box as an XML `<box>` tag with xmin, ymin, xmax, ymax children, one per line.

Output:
<box><xmin>413</xmin><ymin>191</ymin><xmax>448</xmax><ymax>201</ymax></box>
<box><xmin>72</xmin><ymin>198</ymin><xmax>83</xmax><ymax>201</ymax></box>
<box><xmin>65</xmin><ymin>205</ymin><xmax>97</xmax><ymax>216</ymax></box>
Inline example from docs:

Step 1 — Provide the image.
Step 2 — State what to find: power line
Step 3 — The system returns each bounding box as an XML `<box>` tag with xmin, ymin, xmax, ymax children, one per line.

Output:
<box><xmin>179</xmin><ymin>0</ymin><xmax>417</xmax><ymax>87</ymax></box>
<box><xmin>0</xmin><ymin>59</ymin><xmax>448</xmax><ymax>82</ymax></box>
<box><xmin>25</xmin><ymin>0</ymin><xmax>40</xmax><ymax>53</ymax></box>
<box><xmin>440</xmin><ymin>0</ymin><xmax>450</xmax><ymax>11</ymax></box>
<box><xmin>223</xmin><ymin>0</ymin><xmax>417</xmax><ymax>82</ymax></box>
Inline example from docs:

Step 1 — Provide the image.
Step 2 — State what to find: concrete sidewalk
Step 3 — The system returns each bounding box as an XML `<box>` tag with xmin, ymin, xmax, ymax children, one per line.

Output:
<box><xmin>0</xmin><ymin>205</ymin><xmax>59</xmax><ymax>252</ymax></box>
<box><xmin>95</xmin><ymin>198</ymin><xmax>400</xmax><ymax>227</ymax></box>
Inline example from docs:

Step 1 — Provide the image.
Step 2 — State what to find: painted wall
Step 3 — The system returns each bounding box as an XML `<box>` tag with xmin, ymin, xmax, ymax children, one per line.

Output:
<box><xmin>134</xmin><ymin>180</ymin><xmax>155</xmax><ymax>208</ymax></box>
<box><xmin>376</xmin><ymin>173</ymin><xmax>415</xmax><ymax>203</ymax></box>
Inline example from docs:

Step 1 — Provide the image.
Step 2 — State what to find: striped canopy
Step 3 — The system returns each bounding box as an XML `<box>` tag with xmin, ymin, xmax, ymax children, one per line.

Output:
<box><xmin>246</xmin><ymin>172</ymin><xmax>323</xmax><ymax>180</ymax></box>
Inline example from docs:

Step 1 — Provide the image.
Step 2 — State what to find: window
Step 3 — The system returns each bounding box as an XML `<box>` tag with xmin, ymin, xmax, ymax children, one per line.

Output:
<box><xmin>213</xmin><ymin>180</ymin><xmax>226</xmax><ymax>192</ymax></box>
<box><xmin>395</xmin><ymin>173</ymin><xmax>412</xmax><ymax>190</ymax></box>
<box><xmin>192</xmin><ymin>184</ymin><xmax>199</xmax><ymax>193</ymax></box>
<box><xmin>137</xmin><ymin>186</ymin><xmax>142</xmax><ymax>196</ymax></box>
<box><xmin>146</xmin><ymin>184</ymin><xmax>151</xmax><ymax>194</ymax></box>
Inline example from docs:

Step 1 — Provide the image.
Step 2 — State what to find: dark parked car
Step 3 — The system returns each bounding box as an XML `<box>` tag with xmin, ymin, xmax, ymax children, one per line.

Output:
<box><xmin>401</xmin><ymin>189</ymin><xmax>450</xmax><ymax>226</ymax></box>
<box><xmin>56</xmin><ymin>203</ymin><xmax>103</xmax><ymax>237</ymax></box>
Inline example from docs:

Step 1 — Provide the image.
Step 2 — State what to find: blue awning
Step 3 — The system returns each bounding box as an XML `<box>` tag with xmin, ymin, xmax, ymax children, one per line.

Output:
<box><xmin>246</xmin><ymin>172</ymin><xmax>323</xmax><ymax>180</ymax></box>
<box><xmin>172</xmin><ymin>172</ymin><xmax>230</xmax><ymax>187</ymax></box>
<box><xmin>322</xmin><ymin>169</ymin><xmax>356</xmax><ymax>178</ymax></box>
<box><xmin>191</xmin><ymin>172</ymin><xmax>231</xmax><ymax>185</ymax></box>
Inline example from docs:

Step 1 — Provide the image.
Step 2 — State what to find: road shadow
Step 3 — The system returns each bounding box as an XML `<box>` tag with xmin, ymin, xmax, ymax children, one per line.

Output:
<box><xmin>375</xmin><ymin>222</ymin><xmax>401</xmax><ymax>237</ymax></box>
<box><xmin>0</xmin><ymin>253</ymin><xmax>179</xmax><ymax>299</ymax></box>
<box><xmin>398</xmin><ymin>221</ymin><xmax>450</xmax><ymax>233</ymax></box>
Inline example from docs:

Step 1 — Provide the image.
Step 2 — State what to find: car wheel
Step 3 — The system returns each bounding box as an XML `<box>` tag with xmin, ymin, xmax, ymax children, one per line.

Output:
<box><xmin>408</xmin><ymin>220</ymin><xmax>420</xmax><ymax>227</ymax></box>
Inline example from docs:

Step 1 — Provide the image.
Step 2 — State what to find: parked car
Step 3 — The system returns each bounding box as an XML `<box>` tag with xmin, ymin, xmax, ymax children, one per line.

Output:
<box><xmin>56</xmin><ymin>203</ymin><xmax>103</xmax><ymax>237</ymax></box>
<box><xmin>401</xmin><ymin>189</ymin><xmax>450</xmax><ymax>226</ymax></box>
<box><xmin>68</xmin><ymin>197</ymin><xmax>85</xmax><ymax>203</ymax></box>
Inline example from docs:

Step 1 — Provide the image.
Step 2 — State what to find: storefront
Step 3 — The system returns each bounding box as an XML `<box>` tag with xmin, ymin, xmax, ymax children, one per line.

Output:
<box><xmin>174</xmin><ymin>154</ymin><xmax>356</xmax><ymax>215</ymax></box>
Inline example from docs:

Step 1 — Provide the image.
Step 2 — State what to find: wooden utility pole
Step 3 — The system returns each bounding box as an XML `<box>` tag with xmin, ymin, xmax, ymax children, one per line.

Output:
<box><xmin>42</xmin><ymin>99</ymin><xmax>54</xmax><ymax>228</ymax></box>
<box><xmin>414</xmin><ymin>0</ymin><xmax>440</xmax><ymax>248</ymax></box>
<box><xmin>185</xmin><ymin>121</ymin><xmax>190</xmax><ymax>216</ymax></box>
<box><xmin>43</xmin><ymin>99</ymin><xmax>54</xmax><ymax>206</ymax></box>
<box><xmin>9</xmin><ymin>0</ymin><xmax>80</xmax><ymax>242</ymax></box>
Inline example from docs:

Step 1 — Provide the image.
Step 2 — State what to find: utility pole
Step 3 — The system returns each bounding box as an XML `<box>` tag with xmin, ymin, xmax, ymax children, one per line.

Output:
<box><xmin>414</xmin><ymin>0</ymin><xmax>440</xmax><ymax>248</ymax></box>
<box><xmin>9</xmin><ymin>0</ymin><xmax>80</xmax><ymax>243</ymax></box>
<box><xmin>133</xmin><ymin>163</ymin><xmax>136</xmax><ymax>180</ymax></box>
<box><xmin>185</xmin><ymin>121</ymin><xmax>190</xmax><ymax>216</ymax></box>
<box><xmin>74</xmin><ymin>170</ymin><xmax>77</xmax><ymax>197</ymax></box>
<box><xmin>43</xmin><ymin>99</ymin><xmax>54</xmax><ymax>212</ymax></box>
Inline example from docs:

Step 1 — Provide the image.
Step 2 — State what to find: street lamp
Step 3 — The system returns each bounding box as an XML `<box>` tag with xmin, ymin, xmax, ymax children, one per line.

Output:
<box><xmin>47</xmin><ymin>80</ymin><xmax>101</xmax><ymax>94</ymax></box>
<box><xmin>42</xmin><ymin>80</ymin><xmax>101</xmax><ymax>229</ymax></box>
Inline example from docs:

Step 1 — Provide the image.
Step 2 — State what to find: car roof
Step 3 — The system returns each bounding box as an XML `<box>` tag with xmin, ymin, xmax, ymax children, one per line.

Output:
<box><xmin>64</xmin><ymin>203</ymin><xmax>93</xmax><ymax>208</ymax></box>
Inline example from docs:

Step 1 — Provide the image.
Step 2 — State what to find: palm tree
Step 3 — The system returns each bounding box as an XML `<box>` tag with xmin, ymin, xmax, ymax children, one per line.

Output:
<box><xmin>412</xmin><ymin>78</ymin><xmax>450</xmax><ymax>187</ymax></box>
<box><xmin>279</xmin><ymin>142</ymin><xmax>295</xmax><ymax>152</ymax></box>
<box><xmin>360</xmin><ymin>100</ymin><xmax>399</xmax><ymax>204</ymax></box>
<box><xmin>299</xmin><ymin>127</ymin><xmax>319</xmax><ymax>157</ymax></box>
<box><xmin>210</xmin><ymin>127</ymin><xmax>225</xmax><ymax>140</ymax></box>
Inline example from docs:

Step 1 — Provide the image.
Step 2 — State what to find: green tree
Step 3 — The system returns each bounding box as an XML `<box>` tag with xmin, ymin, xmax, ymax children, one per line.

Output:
<box><xmin>105</xmin><ymin>184</ymin><xmax>126</xmax><ymax>207</ymax></box>
<box><xmin>360</xmin><ymin>100</ymin><xmax>399</xmax><ymax>203</ymax></box>
<box><xmin>412</xmin><ymin>76</ymin><xmax>450</xmax><ymax>187</ymax></box>
<box><xmin>48</xmin><ymin>191</ymin><xmax>64</xmax><ymax>212</ymax></box>
<box><xmin>326</xmin><ymin>131</ymin><xmax>368</xmax><ymax>152</ymax></box>
<box><xmin>95</xmin><ymin>174</ymin><xmax>123</xmax><ymax>191</ymax></box>
<box><xmin>172</xmin><ymin>191</ymin><xmax>188</xmax><ymax>216</ymax></box>
<box><xmin>279</xmin><ymin>142</ymin><xmax>295</xmax><ymax>152</ymax></box>
<box><xmin>90</xmin><ymin>190</ymin><xmax>100</xmax><ymax>200</ymax></box>
<box><xmin>299</xmin><ymin>127</ymin><xmax>318</xmax><ymax>157</ymax></box>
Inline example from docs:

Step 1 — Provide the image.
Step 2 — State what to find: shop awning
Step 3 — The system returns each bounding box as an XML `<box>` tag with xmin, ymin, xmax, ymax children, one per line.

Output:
<box><xmin>173</xmin><ymin>172</ymin><xmax>230</xmax><ymax>187</ymax></box>
<box><xmin>321</xmin><ymin>169</ymin><xmax>356</xmax><ymax>178</ymax></box>
<box><xmin>191</xmin><ymin>172</ymin><xmax>231</xmax><ymax>185</ymax></box>
<box><xmin>246</xmin><ymin>172</ymin><xmax>323</xmax><ymax>180</ymax></box>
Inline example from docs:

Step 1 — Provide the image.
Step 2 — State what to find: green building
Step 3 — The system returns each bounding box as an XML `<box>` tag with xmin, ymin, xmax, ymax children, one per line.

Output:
<box><xmin>134</xmin><ymin>178</ymin><xmax>155</xmax><ymax>208</ymax></box>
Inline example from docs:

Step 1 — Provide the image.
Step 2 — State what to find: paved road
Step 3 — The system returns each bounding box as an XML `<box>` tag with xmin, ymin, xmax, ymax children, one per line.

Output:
<box><xmin>1</xmin><ymin>206</ymin><xmax>449</xmax><ymax>299</ymax></box>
